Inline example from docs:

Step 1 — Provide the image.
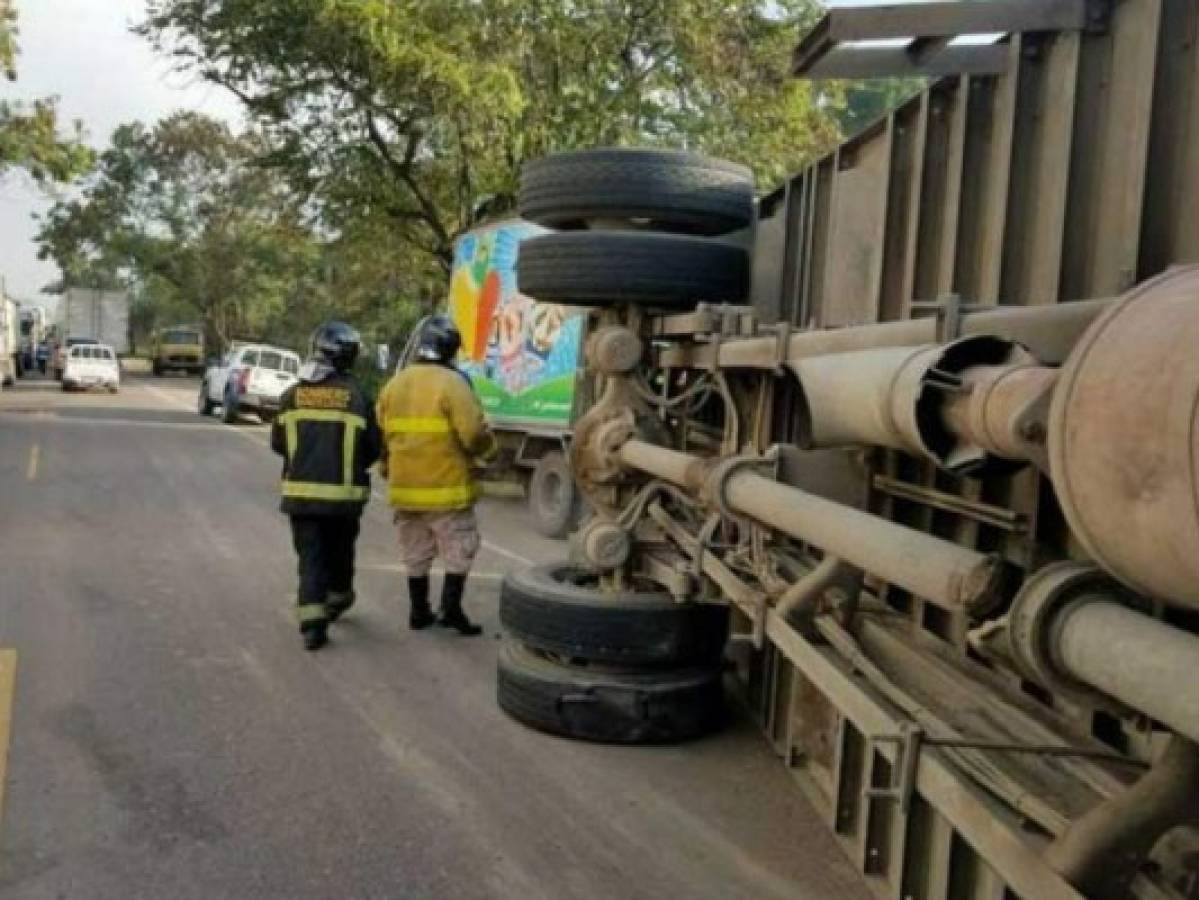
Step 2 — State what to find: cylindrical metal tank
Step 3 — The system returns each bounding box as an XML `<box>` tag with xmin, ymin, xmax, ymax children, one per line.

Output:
<box><xmin>1047</xmin><ymin>265</ymin><xmax>1199</xmax><ymax>611</ymax></box>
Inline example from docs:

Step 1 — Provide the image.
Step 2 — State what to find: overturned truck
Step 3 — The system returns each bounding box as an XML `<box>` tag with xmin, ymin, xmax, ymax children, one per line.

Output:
<box><xmin>497</xmin><ymin>3</ymin><xmax>1199</xmax><ymax>898</ymax></box>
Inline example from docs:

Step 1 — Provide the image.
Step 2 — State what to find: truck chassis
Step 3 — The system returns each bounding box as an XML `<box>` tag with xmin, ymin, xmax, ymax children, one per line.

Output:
<box><xmin>505</xmin><ymin>3</ymin><xmax>1199</xmax><ymax>898</ymax></box>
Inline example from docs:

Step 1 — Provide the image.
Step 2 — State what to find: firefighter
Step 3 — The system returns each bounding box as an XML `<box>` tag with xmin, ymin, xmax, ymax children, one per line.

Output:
<box><xmin>271</xmin><ymin>321</ymin><xmax>382</xmax><ymax>651</ymax></box>
<box><xmin>376</xmin><ymin>315</ymin><xmax>498</xmax><ymax>636</ymax></box>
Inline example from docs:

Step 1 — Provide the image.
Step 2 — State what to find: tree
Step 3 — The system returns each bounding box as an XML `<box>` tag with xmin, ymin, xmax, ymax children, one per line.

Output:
<box><xmin>37</xmin><ymin>112</ymin><xmax>431</xmax><ymax>353</ymax></box>
<box><xmin>38</xmin><ymin>113</ymin><xmax>314</xmax><ymax>346</ymax></box>
<box><xmin>139</xmin><ymin>0</ymin><xmax>841</xmax><ymax>275</ymax></box>
<box><xmin>0</xmin><ymin>0</ymin><xmax>92</xmax><ymax>183</ymax></box>
<box><xmin>835</xmin><ymin>78</ymin><xmax>925</xmax><ymax>137</ymax></box>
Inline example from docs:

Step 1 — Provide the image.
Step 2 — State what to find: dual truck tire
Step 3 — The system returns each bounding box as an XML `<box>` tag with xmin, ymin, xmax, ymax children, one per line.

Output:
<box><xmin>519</xmin><ymin>148</ymin><xmax>754</xmax><ymax>536</ymax></box>
<box><xmin>516</xmin><ymin>148</ymin><xmax>754</xmax><ymax>310</ymax></box>
<box><xmin>499</xmin><ymin>149</ymin><xmax>749</xmax><ymax>744</ymax></box>
<box><xmin>498</xmin><ymin>564</ymin><xmax>730</xmax><ymax>745</ymax></box>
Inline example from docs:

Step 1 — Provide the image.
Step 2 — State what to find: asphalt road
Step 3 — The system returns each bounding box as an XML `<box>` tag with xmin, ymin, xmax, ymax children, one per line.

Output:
<box><xmin>0</xmin><ymin>373</ymin><xmax>868</xmax><ymax>900</ymax></box>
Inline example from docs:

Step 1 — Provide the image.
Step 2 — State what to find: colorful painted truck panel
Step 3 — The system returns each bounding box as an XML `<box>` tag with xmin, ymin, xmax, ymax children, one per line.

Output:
<box><xmin>448</xmin><ymin>220</ymin><xmax>584</xmax><ymax>429</ymax></box>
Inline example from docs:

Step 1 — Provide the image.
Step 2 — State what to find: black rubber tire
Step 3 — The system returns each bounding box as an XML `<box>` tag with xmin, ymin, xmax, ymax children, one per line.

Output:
<box><xmin>528</xmin><ymin>451</ymin><xmax>580</xmax><ymax>539</ymax></box>
<box><xmin>258</xmin><ymin>409</ymin><xmax>276</xmax><ymax>425</ymax></box>
<box><xmin>516</xmin><ymin>231</ymin><xmax>749</xmax><ymax>309</ymax></box>
<box><xmin>197</xmin><ymin>383</ymin><xmax>215</xmax><ymax>416</ymax></box>
<box><xmin>519</xmin><ymin>148</ymin><xmax>754</xmax><ymax>235</ymax></box>
<box><xmin>500</xmin><ymin>563</ymin><xmax>729</xmax><ymax>666</ymax></box>
<box><xmin>220</xmin><ymin>389</ymin><xmax>239</xmax><ymax>424</ymax></box>
<box><xmin>152</xmin><ymin>361</ymin><xmax>163</xmax><ymax>377</ymax></box>
<box><xmin>497</xmin><ymin>641</ymin><xmax>725</xmax><ymax>744</ymax></box>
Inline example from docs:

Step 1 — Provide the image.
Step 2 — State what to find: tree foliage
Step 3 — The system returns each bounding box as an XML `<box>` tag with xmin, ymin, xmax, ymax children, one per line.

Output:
<box><xmin>835</xmin><ymin>77</ymin><xmax>925</xmax><ymax>137</ymax></box>
<box><xmin>139</xmin><ymin>0</ymin><xmax>840</xmax><ymax>274</ymax></box>
<box><xmin>0</xmin><ymin>0</ymin><xmax>92</xmax><ymax>183</ymax></box>
<box><xmin>37</xmin><ymin>112</ymin><xmax>426</xmax><ymax>351</ymax></box>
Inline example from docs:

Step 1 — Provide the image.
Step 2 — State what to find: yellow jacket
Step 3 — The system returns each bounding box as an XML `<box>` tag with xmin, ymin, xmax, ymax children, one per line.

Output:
<box><xmin>376</xmin><ymin>363</ymin><xmax>499</xmax><ymax>511</ymax></box>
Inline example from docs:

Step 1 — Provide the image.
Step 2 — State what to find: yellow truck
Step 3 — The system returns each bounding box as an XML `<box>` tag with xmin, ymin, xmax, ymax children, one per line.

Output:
<box><xmin>151</xmin><ymin>325</ymin><xmax>205</xmax><ymax>376</ymax></box>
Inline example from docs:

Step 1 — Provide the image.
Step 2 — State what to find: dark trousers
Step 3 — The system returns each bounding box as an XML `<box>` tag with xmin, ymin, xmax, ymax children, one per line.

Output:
<box><xmin>290</xmin><ymin>515</ymin><xmax>361</xmax><ymax>629</ymax></box>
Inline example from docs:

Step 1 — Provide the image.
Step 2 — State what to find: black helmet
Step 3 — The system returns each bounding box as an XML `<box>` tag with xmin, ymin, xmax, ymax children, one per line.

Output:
<box><xmin>415</xmin><ymin>315</ymin><xmax>461</xmax><ymax>364</ymax></box>
<box><xmin>311</xmin><ymin>321</ymin><xmax>361</xmax><ymax>372</ymax></box>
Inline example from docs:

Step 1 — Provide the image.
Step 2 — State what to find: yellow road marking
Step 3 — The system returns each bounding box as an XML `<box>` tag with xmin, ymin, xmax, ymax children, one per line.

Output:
<box><xmin>26</xmin><ymin>444</ymin><xmax>39</xmax><ymax>481</ymax></box>
<box><xmin>0</xmin><ymin>650</ymin><xmax>17</xmax><ymax>828</ymax></box>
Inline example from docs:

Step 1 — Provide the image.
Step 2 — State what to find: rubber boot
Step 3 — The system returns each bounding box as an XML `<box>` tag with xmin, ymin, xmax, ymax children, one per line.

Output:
<box><xmin>302</xmin><ymin>624</ymin><xmax>328</xmax><ymax>651</ymax></box>
<box><xmin>408</xmin><ymin>576</ymin><xmax>435</xmax><ymax>630</ymax></box>
<box><xmin>436</xmin><ymin>573</ymin><xmax>482</xmax><ymax>636</ymax></box>
<box><xmin>298</xmin><ymin>599</ymin><xmax>329</xmax><ymax>651</ymax></box>
<box><xmin>327</xmin><ymin>590</ymin><xmax>356</xmax><ymax>624</ymax></box>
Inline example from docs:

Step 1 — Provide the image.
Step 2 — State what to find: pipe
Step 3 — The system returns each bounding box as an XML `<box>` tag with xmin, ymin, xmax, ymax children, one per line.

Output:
<box><xmin>1044</xmin><ymin>737</ymin><xmax>1199</xmax><ymax>899</ymax></box>
<box><xmin>1051</xmin><ymin>599</ymin><xmax>1199</xmax><ymax>745</ymax></box>
<box><xmin>790</xmin><ymin>335</ymin><xmax>1046</xmax><ymax>474</ymax></box>
<box><xmin>616</xmin><ymin>440</ymin><xmax>708</xmax><ymax>493</ymax></box>
<box><xmin>723</xmin><ymin>472</ymin><xmax>998</xmax><ymax>613</ymax></box>
<box><xmin>941</xmin><ymin>364</ymin><xmax>1057</xmax><ymax>467</ymax></box>
<box><xmin>789</xmin><ymin>345</ymin><xmax>930</xmax><ymax>454</ymax></box>
<box><xmin>617</xmin><ymin>439</ymin><xmax>999</xmax><ymax>613</ymax></box>
<box><xmin>659</xmin><ymin>297</ymin><xmax>1115</xmax><ymax>370</ymax></box>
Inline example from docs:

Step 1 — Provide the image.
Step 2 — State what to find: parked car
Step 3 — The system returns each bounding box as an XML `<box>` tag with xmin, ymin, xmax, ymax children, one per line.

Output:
<box><xmin>62</xmin><ymin>342</ymin><xmax>120</xmax><ymax>393</ymax></box>
<box><xmin>199</xmin><ymin>343</ymin><xmax>300</xmax><ymax>424</ymax></box>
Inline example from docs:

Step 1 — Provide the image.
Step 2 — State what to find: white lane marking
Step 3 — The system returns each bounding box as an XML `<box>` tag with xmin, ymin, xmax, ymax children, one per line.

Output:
<box><xmin>26</xmin><ymin>444</ymin><xmax>39</xmax><ymax>481</ymax></box>
<box><xmin>478</xmin><ymin>541</ymin><xmax>533</xmax><ymax>566</ymax></box>
<box><xmin>142</xmin><ymin>378</ymin><xmax>537</xmax><ymax>567</ymax></box>
<box><xmin>140</xmin><ymin>381</ymin><xmax>195</xmax><ymax>411</ymax></box>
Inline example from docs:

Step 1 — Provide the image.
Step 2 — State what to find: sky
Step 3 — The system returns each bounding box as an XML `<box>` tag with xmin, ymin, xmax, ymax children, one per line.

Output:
<box><xmin>0</xmin><ymin>0</ymin><xmax>240</xmax><ymax>305</ymax></box>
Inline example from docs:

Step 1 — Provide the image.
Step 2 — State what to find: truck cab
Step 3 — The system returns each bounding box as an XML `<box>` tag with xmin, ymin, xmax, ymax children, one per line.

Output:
<box><xmin>152</xmin><ymin>326</ymin><xmax>206</xmax><ymax>376</ymax></box>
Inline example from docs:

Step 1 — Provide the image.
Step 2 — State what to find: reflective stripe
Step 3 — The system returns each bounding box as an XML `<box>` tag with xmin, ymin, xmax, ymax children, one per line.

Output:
<box><xmin>297</xmin><ymin>603</ymin><xmax>327</xmax><ymax>624</ymax></box>
<box><xmin>280</xmin><ymin>408</ymin><xmax>369</xmax><ymax>503</ymax></box>
<box><xmin>282</xmin><ymin>481</ymin><xmax>370</xmax><ymax>502</ymax></box>
<box><xmin>283</xmin><ymin>408</ymin><xmax>367</xmax><ymax>458</ymax></box>
<box><xmin>388</xmin><ymin>483</ymin><xmax>478</xmax><ymax>508</ymax></box>
<box><xmin>386</xmin><ymin>416</ymin><xmax>451</xmax><ymax>435</ymax></box>
<box><xmin>280</xmin><ymin>409</ymin><xmax>367</xmax><ymax>428</ymax></box>
<box><xmin>285</xmin><ymin>416</ymin><xmax>298</xmax><ymax>462</ymax></box>
<box><xmin>342</xmin><ymin>417</ymin><xmax>364</xmax><ymax>488</ymax></box>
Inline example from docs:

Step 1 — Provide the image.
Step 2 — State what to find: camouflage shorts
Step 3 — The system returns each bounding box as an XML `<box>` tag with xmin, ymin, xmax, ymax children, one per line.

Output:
<box><xmin>393</xmin><ymin>508</ymin><xmax>480</xmax><ymax>576</ymax></box>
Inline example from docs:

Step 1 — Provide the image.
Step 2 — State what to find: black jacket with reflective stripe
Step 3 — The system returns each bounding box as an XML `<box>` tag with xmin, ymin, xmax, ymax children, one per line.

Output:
<box><xmin>270</xmin><ymin>370</ymin><xmax>382</xmax><ymax>517</ymax></box>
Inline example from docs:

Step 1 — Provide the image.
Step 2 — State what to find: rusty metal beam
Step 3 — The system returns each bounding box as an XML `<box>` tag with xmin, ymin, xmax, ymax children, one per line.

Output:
<box><xmin>617</xmin><ymin>440</ymin><xmax>999</xmax><ymax>614</ymax></box>
<box><xmin>793</xmin><ymin>0</ymin><xmax>1100</xmax><ymax>77</ymax></box>
<box><xmin>804</xmin><ymin>43</ymin><xmax>1009</xmax><ymax>80</ymax></box>
<box><xmin>764</xmin><ymin>612</ymin><xmax>1088</xmax><ymax>900</ymax></box>
<box><xmin>656</xmin><ymin>296</ymin><xmax>1114</xmax><ymax>371</ymax></box>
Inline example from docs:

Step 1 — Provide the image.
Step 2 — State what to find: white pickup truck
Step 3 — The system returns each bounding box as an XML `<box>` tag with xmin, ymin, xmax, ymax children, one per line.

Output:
<box><xmin>61</xmin><ymin>342</ymin><xmax>121</xmax><ymax>393</ymax></box>
<box><xmin>198</xmin><ymin>343</ymin><xmax>300</xmax><ymax>424</ymax></box>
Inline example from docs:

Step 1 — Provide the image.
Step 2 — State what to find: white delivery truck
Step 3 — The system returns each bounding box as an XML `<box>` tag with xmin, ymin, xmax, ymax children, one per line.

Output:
<box><xmin>0</xmin><ymin>295</ymin><xmax>20</xmax><ymax>386</ymax></box>
<box><xmin>51</xmin><ymin>289</ymin><xmax>130</xmax><ymax>379</ymax></box>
